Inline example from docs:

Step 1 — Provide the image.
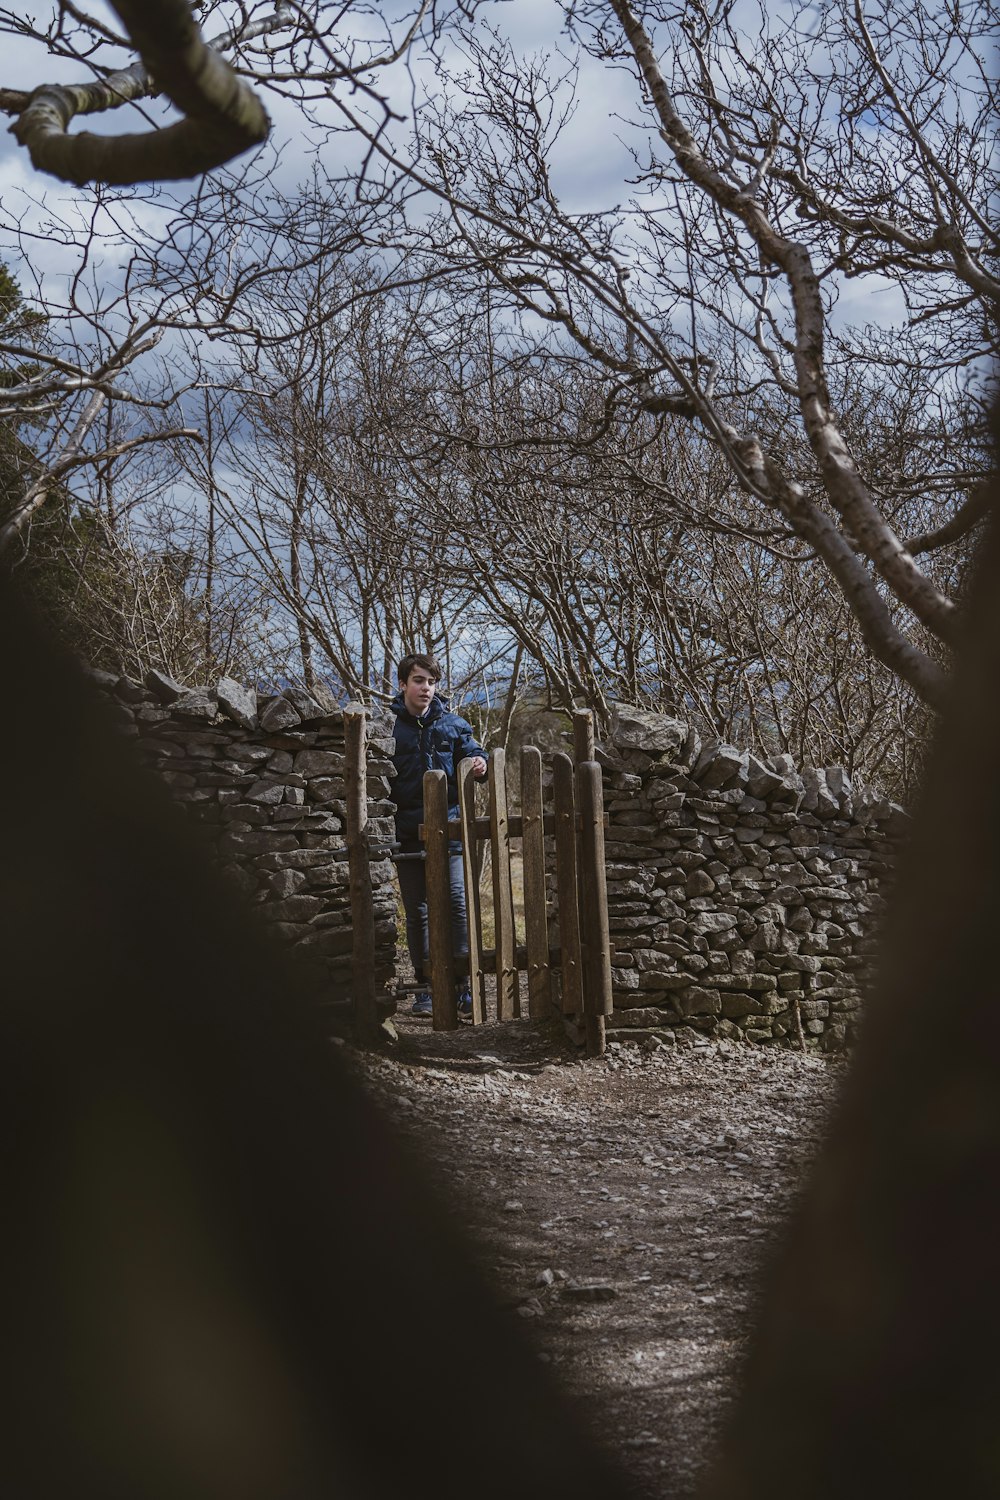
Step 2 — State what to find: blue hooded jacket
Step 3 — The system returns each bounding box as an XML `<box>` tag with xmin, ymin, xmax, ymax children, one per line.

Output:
<box><xmin>390</xmin><ymin>690</ymin><xmax>486</xmax><ymax>844</ymax></box>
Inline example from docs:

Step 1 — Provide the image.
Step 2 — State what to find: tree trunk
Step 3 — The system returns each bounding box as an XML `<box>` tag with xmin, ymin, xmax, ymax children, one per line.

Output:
<box><xmin>703</xmin><ymin>471</ymin><xmax>1000</xmax><ymax>1497</ymax></box>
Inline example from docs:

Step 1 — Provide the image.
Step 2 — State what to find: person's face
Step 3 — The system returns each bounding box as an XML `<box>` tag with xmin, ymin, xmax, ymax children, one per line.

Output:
<box><xmin>401</xmin><ymin>667</ymin><xmax>438</xmax><ymax>717</ymax></box>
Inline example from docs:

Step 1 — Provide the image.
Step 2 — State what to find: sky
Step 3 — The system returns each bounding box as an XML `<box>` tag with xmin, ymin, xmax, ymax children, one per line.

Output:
<box><xmin>0</xmin><ymin>0</ymin><xmax>913</xmax><ymax>334</ymax></box>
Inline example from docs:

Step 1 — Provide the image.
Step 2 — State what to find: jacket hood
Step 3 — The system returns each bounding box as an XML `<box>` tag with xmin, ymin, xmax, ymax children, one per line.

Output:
<box><xmin>390</xmin><ymin>689</ymin><xmax>449</xmax><ymax>721</ymax></box>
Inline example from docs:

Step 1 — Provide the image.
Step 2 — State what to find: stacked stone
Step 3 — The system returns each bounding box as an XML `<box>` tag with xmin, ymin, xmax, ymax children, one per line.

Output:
<box><xmin>597</xmin><ymin>708</ymin><xmax>904</xmax><ymax>1051</ymax></box>
<box><xmin>87</xmin><ymin>666</ymin><xmax>397</xmax><ymax>1010</ymax></box>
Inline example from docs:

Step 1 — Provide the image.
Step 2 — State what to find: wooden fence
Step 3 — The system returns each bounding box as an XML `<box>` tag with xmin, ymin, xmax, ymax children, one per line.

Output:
<box><xmin>347</xmin><ymin>707</ymin><xmax>612</xmax><ymax>1057</ymax></box>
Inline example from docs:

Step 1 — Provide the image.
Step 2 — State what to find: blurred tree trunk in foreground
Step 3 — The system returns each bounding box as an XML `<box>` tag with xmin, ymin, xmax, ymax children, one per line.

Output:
<box><xmin>0</xmin><ymin>577</ymin><xmax>635</xmax><ymax>1500</ymax></box>
<box><xmin>703</xmin><ymin>448</ymin><xmax>1000</xmax><ymax>1497</ymax></box>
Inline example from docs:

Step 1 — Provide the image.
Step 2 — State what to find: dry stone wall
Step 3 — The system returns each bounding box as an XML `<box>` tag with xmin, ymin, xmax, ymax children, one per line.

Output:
<box><xmin>86</xmin><ymin>666</ymin><xmax>398</xmax><ymax>1018</ymax></box>
<box><xmin>596</xmin><ymin>708</ymin><xmax>905</xmax><ymax>1051</ymax></box>
<box><xmin>81</xmin><ymin>665</ymin><xmax>903</xmax><ymax>1052</ymax></box>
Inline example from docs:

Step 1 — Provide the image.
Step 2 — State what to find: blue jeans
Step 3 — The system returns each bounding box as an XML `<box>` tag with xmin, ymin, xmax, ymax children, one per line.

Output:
<box><xmin>397</xmin><ymin>845</ymin><xmax>469</xmax><ymax>983</ymax></box>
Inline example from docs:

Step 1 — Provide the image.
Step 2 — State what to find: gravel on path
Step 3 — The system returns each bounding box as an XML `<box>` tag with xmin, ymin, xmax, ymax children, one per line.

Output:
<box><xmin>348</xmin><ymin>1012</ymin><xmax>844</xmax><ymax>1498</ymax></box>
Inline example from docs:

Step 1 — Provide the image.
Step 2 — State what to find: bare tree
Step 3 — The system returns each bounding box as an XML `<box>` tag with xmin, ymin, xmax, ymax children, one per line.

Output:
<box><xmin>0</xmin><ymin>2</ymin><xmax>459</xmax><ymax>558</ymax></box>
<box><xmin>190</xmin><ymin>255</ymin><xmax>501</xmax><ymax>700</ymax></box>
<box><xmin>2</xmin><ymin>0</ymin><xmax>992</xmax><ymax>754</ymax></box>
<box><xmin>0</xmin><ymin>304</ymin><xmax>201</xmax><ymax>556</ymax></box>
<box><xmin>330</xmin><ymin>0</ymin><xmax>996</xmax><ymax>707</ymax></box>
<box><xmin>356</xmin><ymin>298</ymin><xmax>944</xmax><ymax>795</ymax></box>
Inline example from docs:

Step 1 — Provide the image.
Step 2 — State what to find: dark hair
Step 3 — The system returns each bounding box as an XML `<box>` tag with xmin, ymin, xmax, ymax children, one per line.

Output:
<box><xmin>397</xmin><ymin>653</ymin><xmax>442</xmax><ymax>684</ymax></box>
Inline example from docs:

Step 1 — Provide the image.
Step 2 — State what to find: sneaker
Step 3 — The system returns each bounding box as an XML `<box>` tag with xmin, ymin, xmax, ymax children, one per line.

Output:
<box><xmin>457</xmin><ymin>989</ymin><xmax>473</xmax><ymax>1019</ymax></box>
<box><xmin>410</xmin><ymin>992</ymin><xmax>432</xmax><ymax>1017</ymax></box>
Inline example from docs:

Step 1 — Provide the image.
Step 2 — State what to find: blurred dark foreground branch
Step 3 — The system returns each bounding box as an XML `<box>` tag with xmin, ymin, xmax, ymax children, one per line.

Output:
<box><xmin>7</xmin><ymin>0</ymin><xmax>281</xmax><ymax>185</ymax></box>
<box><xmin>702</xmin><ymin>432</ymin><xmax>1000</xmax><ymax>1496</ymax></box>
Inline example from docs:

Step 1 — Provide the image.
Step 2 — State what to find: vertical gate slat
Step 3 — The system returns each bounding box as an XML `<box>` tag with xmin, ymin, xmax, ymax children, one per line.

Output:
<box><xmin>489</xmin><ymin>748</ymin><xmax>519</xmax><ymax>1020</ymax></box>
<box><xmin>552</xmin><ymin>752</ymin><xmax>583</xmax><ymax>1017</ymax></box>
<box><xmin>458</xmin><ymin>758</ymin><xmax>486</xmax><ymax>1025</ymax></box>
<box><xmin>572</xmin><ymin>712</ymin><xmax>605</xmax><ymax>1056</ymax></box>
<box><xmin>423</xmin><ymin>768</ymin><xmax>457</xmax><ymax>1031</ymax></box>
<box><xmin>572</xmin><ymin>711</ymin><xmax>595</xmax><ymax>1011</ymax></box>
<box><xmin>521</xmin><ymin>745</ymin><xmax>552</xmax><ymax>1020</ymax></box>
<box><xmin>578</xmin><ymin>761</ymin><xmax>612</xmax><ymax>1058</ymax></box>
<box><xmin>344</xmin><ymin>706</ymin><xmax>378</xmax><ymax>1044</ymax></box>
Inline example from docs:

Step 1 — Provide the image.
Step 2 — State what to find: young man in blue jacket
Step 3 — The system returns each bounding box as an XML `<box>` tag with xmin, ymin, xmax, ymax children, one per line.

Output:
<box><xmin>390</xmin><ymin>653</ymin><xmax>488</xmax><ymax>1016</ymax></box>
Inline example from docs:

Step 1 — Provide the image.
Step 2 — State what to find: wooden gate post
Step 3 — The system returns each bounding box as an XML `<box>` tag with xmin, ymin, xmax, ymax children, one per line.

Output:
<box><xmin>569</xmin><ymin>714</ymin><xmax>602</xmax><ymax>1056</ymax></box>
<box><xmin>573</xmin><ymin>708</ymin><xmax>595</xmax><ymax>765</ymax></box>
<box><xmin>489</xmin><ymin>747</ymin><xmax>519</xmax><ymax>1020</ymax></box>
<box><xmin>578</xmin><ymin>761</ymin><xmax>612</xmax><ymax>1057</ymax></box>
<box><xmin>422</xmin><ymin>768</ymin><xmax>458</xmax><ymax>1031</ymax></box>
<box><xmin>458</xmin><ymin>758</ymin><xmax>486</xmax><ymax>1024</ymax></box>
<box><xmin>552</xmin><ymin>752</ymin><xmax>583</xmax><ymax>1019</ymax></box>
<box><xmin>521</xmin><ymin>745</ymin><xmax>552</xmax><ymax>1020</ymax></box>
<box><xmin>344</xmin><ymin>705</ymin><xmax>378</xmax><ymax>1044</ymax></box>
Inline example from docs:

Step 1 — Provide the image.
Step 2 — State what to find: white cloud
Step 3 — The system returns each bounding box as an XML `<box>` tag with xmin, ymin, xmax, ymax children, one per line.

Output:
<box><xmin>832</xmin><ymin>273</ymin><xmax>907</xmax><ymax>333</ymax></box>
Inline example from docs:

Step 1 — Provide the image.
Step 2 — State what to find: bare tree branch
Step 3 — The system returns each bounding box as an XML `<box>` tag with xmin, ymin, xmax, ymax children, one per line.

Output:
<box><xmin>905</xmin><ymin>481</ymin><xmax>995</xmax><ymax>557</ymax></box>
<box><xmin>7</xmin><ymin>0</ymin><xmax>289</xmax><ymax>186</ymax></box>
<box><xmin>0</xmin><ymin>394</ymin><xmax>201</xmax><ymax>555</ymax></box>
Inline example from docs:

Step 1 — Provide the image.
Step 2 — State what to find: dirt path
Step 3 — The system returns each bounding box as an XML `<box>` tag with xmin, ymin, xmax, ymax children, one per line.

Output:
<box><xmin>348</xmin><ymin>1012</ymin><xmax>844</xmax><ymax>1498</ymax></box>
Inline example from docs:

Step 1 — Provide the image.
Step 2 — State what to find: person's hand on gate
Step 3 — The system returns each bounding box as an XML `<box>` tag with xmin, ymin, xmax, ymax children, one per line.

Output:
<box><xmin>469</xmin><ymin>756</ymin><xmax>487</xmax><ymax>778</ymax></box>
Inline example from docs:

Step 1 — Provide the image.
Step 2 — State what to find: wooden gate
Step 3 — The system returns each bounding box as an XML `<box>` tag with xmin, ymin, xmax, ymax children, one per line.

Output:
<box><xmin>420</xmin><ymin>710</ymin><xmax>613</xmax><ymax>1057</ymax></box>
